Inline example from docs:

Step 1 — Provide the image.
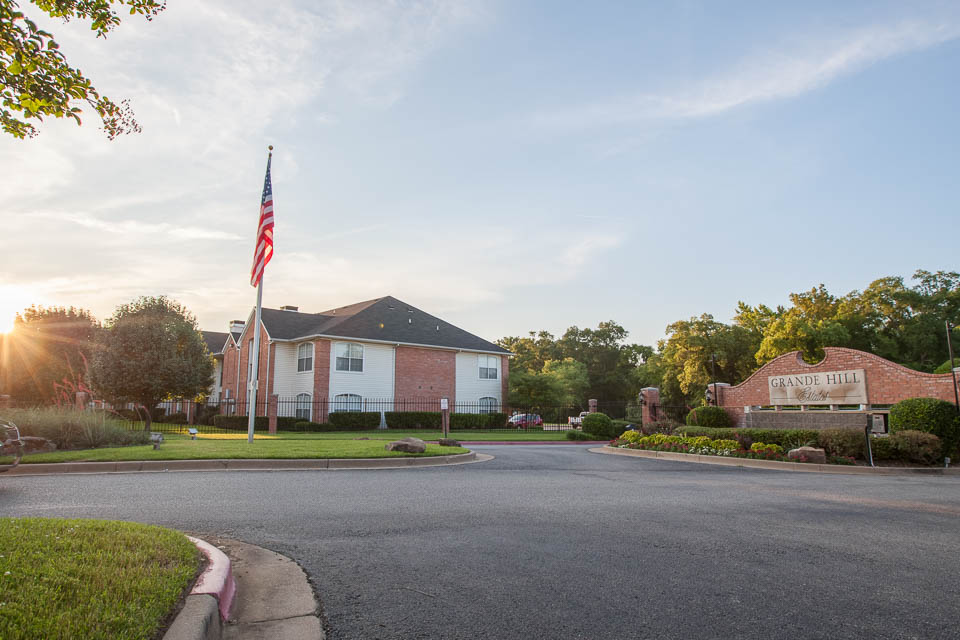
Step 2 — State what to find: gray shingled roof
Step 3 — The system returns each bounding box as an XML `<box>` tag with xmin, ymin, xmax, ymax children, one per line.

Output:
<box><xmin>201</xmin><ymin>331</ymin><xmax>230</xmax><ymax>355</ymax></box>
<box><xmin>258</xmin><ymin>296</ymin><xmax>509</xmax><ymax>354</ymax></box>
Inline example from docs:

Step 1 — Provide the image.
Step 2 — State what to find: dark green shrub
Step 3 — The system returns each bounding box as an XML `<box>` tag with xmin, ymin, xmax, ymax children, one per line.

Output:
<box><xmin>164</xmin><ymin>412</ymin><xmax>188</xmax><ymax>425</ymax></box>
<box><xmin>890</xmin><ymin>430</ymin><xmax>941</xmax><ymax>465</ymax></box>
<box><xmin>384</xmin><ymin>411</ymin><xmax>441</xmax><ymax>429</ymax></box>
<box><xmin>566</xmin><ymin>429</ymin><xmax>602</xmax><ymax>441</ymax></box>
<box><xmin>149</xmin><ymin>407</ymin><xmax>167</xmax><ymax>422</ymax></box>
<box><xmin>328</xmin><ymin>411</ymin><xmax>381</xmax><ymax>429</ymax></box>
<box><xmin>612</xmin><ymin>419</ymin><xmax>635</xmax><ymax>433</ymax></box>
<box><xmin>677</xmin><ymin>427</ymin><xmax>820</xmax><ymax>449</ymax></box>
<box><xmin>288</xmin><ymin>420</ymin><xmax>335</xmax><ymax>432</ymax></box>
<box><xmin>212</xmin><ymin>415</ymin><xmax>268</xmax><ymax>430</ymax></box>
<box><xmin>449</xmin><ymin>413</ymin><xmax>508</xmax><ymax>429</ymax></box>
<box><xmin>889</xmin><ymin>397</ymin><xmax>958</xmax><ymax>458</ymax></box>
<box><xmin>642</xmin><ymin>419</ymin><xmax>678</xmax><ymax>435</ymax></box>
<box><xmin>817</xmin><ymin>429</ymin><xmax>866</xmax><ymax>458</ymax></box>
<box><xmin>582</xmin><ymin>412</ymin><xmax>619</xmax><ymax>439</ymax></box>
<box><xmin>868</xmin><ymin>436</ymin><xmax>894</xmax><ymax>461</ymax></box>
<box><xmin>196</xmin><ymin>405</ymin><xmax>219</xmax><ymax>426</ymax></box>
<box><xmin>685</xmin><ymin>406</ymin><xmax>731</xmax><ymax>428</ymax></box>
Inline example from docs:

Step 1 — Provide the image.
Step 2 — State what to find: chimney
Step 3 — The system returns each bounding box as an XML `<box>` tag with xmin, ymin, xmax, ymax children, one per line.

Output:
<box><xmin>229</xmin><ymin>320</ymin><xmax>245</xmax><ymax>333</ymax></box>
<box><xmin>280</xmin><ymin>305</ymin><xmax>299</xmax><ymax>312</ymax></box>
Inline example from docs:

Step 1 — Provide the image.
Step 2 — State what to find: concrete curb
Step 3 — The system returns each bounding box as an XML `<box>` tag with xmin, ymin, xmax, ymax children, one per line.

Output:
<box><xmin>3</xmin><ymin>450</ymin><xmax>478</xmax><ymax>476</ymax></box>
<box><xmin>591</xmin><ymin>446</ymin><xmax>960</xmax><ymax>475</ymax></box>
<box><xmin>163</xmin><ymin>536</ymin><xmax>236</xmax><ymax>640</ymax></box>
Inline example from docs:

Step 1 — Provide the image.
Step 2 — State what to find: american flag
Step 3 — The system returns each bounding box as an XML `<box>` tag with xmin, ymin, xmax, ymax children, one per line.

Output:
<box><xmin>250</xmin><ymin>151</ymin><xmax>274</xmax><ymax>287</ymax></box>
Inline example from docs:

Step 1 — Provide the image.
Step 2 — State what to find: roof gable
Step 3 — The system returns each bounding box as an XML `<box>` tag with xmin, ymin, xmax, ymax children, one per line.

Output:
<box><xmin>201</xmin><ymin>331</ymin><xmax>230</xmax><ymax>355</ymax></box>
<box><xmin>259</xmin><ymin>296</ymin><xmax>509</xmax><ymax>353</ymax></box>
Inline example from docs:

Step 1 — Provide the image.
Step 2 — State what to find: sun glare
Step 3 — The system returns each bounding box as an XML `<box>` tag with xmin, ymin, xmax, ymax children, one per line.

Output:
<box><xmin>0</xmin><ymin>285</ymin><xmax>37</xmax><ymax>334</ymax></box>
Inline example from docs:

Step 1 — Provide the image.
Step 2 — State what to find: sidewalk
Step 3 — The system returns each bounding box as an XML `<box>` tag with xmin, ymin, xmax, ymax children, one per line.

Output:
<box><xmin>202</xmin><ymin>536</ymin><xmax>325</xmax><ymax>640</ymax></box>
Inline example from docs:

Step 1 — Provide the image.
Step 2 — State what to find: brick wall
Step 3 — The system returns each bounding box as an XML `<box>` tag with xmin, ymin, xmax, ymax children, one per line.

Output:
<box><xmin>312</xmin><ymin>339</ymin><xmax>331</xmax><ymax>423</ymax></box>
<box><xmin>220</xmin><ymin>341</ymin><xmax>239</xmax><ymax>401</ymax></box>
<box><xmin>237</xmin><ymin>324</ymin><xmax>270</xmax><ymax>411</ymax></box>
<box><xmin>718</xmin><ymin>347</ymin><xmax>957</xmax><ymax>427</ymax></box>
<box><xmin>501</xmin><ymin>355</ymin><xmax>510</xmax><ymax>406</ymax></box>
<box><xmin>394</xmin><ymin>346</ymin><xmax>456</xmax><ymax>404</ymax></box>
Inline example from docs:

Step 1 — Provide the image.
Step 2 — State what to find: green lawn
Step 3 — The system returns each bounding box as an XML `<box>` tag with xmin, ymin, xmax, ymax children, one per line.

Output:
<box><xmin>9</xmin><ymin>433</ymin><xmax>468</xmax><ymax>464</ymax></box>
<box><xmin>0</xmin><ymin>518</ymin><xmax>199</xmax><ymax>640</ymax></box>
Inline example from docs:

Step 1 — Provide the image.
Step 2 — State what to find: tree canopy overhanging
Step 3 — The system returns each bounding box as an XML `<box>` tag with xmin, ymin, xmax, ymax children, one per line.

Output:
<box><xmin>0</xmin><ymin>0</ymin><xmax>165</xmax><ymax>139</ymax></box>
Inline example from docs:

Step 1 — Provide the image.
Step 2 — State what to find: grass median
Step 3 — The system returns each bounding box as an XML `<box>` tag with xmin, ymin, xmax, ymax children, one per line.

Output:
<box><xmin>4</xmin><ymin>432</ymin><xmax>470</xmax><ymax>464</ymax></box>
<box><xmin>0</xmin><ymin>518</ymin><xmax>199</xmax><ymax>640</ymax></box>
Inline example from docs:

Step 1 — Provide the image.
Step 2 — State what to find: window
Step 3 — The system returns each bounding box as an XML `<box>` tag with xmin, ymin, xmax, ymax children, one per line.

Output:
<box><xmin>333</xmin><ymin>393</ymin><xmax>362</xmax><ymax>412</ymax></box>
<box><xmin>295</xmin><ymin>393</ymin><xmax>312</xmax><ymax>420</ymax></box>
<box><xmin>479</xmin><ymin>355</ymin><xmax>498</xmax><ymax>380</ymax></box>
<box><xmin>478</xmin><ymin>397</ymin><xmax>498</xmax><ymax>414</ymax></box>
<box><xmin>335</xmin><ymin>343</ymin><xmax>364</xmax><ymax>372</ymax></box>
<box><xmin>297</xmin><ymin>343</ymin><xmax>313</xmax><ymax>372</ymax></box>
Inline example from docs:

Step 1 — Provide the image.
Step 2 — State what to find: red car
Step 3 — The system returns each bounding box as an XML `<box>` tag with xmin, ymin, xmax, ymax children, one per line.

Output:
<box><xmin>508</xmin><ymin>413</ymin><xmax>542</xmax><ymax>429</ymax></box>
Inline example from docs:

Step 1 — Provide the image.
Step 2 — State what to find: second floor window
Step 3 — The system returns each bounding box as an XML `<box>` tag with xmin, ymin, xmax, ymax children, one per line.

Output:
<box><xmin>297</xmin><ymin>343</ymin><xmax>313</xmax><ymax>372</ymax></box>
<box><xmin>479</xmin><ymin>355</ymin><xmax>498</xmax><ymax>380</ymax></box>
<box><xmin>336</xmin><ymin>343</ymin><xmax>364</xmax><ymax>372</ymax></box>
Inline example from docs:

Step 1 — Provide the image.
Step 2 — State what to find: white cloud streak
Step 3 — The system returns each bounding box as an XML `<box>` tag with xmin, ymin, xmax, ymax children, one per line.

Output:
<box><xmin>535</xmin><ymin>20</ymin><xmax>960</xmax><ymax>128</ymax></box>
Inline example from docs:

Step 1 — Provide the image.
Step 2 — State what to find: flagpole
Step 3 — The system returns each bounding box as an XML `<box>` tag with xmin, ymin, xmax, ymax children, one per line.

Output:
<box><xmin>247</xmin><ymin>277</ymin><xmax>263</xmax><ymax>443</ymax></box>
<box><xmin>247</xmin><ymin>145</ymin><xmax>273</xmax><ymax>444</ymax></box>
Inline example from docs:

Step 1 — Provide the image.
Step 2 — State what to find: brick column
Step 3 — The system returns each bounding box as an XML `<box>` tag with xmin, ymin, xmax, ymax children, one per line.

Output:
<box><xmin>640</xmin><ymin>388</ymin><xmax>659</xmax><ymax>425</ymax></box>
<box><xmin>268</xmin><ymin>394</ymin><xmax>278</xmax><ymax>434</ymax></box>
<box><xmin>313</xmin><ymin>339</ymin><xmax>331</xmax><ymax>424</ymax></box>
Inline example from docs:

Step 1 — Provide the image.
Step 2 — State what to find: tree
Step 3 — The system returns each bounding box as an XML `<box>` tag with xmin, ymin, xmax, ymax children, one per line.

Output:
<box><xmin>3</xmin><ymin>305</ymin><xmax>99</xmax><ymax>403</ymax></box>
<box><xmin>541</xmin><ymin>358</ymin><xmax>590</xmax><ymax>407</ymax></box>
<box><xmin>91</xmin><ymin>296</ymin><xmax>213</xmax><ymax>431</ymax></box>
<box><xmin>1</xmin><ymin>0</ymin><xmax>165</xmax><ymax>139</ymax></box>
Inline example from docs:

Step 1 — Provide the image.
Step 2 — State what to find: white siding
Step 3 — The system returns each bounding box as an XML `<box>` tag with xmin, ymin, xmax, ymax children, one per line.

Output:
<box><xmin>455</xmin><ymin>352</ymin><xmax>502</xmax><ymax>412</ymax></box>
<box><xmin>273</xmin><ymin>342</ymin><xmax>315</xmax><ymax>397</ymax></box>
<box><xmin>329</xmin><ymin>341</ymin><xmax>395</xmax><ymax>402</ymax></box>
<box><xmin>210</xmin><ymin>360</ymin><xmax>222</xmax><ymax>399</ymax></box>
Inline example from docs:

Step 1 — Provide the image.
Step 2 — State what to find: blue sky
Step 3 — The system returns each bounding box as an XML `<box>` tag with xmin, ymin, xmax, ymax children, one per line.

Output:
<box><xmin>1</xmin><ymin>0</ymin><xmax>957</xmax><ymax>345</ymax></box>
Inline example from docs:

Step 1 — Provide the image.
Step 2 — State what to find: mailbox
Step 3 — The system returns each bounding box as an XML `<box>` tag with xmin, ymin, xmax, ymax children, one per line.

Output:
<box><xmin>870</xmin><ymin>413</ymin><xmax>887</xmax><ymax>434</ymax></box>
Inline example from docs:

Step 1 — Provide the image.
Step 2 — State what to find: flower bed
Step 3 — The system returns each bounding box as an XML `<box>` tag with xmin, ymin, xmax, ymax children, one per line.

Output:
<box><xmin>610</xmin><ymin>432</ymin><xmax>855</xmax><ymax>465</ymax></box>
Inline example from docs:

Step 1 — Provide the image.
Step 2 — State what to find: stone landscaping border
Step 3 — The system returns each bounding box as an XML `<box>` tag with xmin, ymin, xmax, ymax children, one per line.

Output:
<box><xmin>3</xmin><ymin>451</ymin><xmax>479</xmax><ymax>476</ymax></box>
<box><xmin>591</xmin><ymin>446</ymin><xmax>960</xmax><ymax>475</ymax></box>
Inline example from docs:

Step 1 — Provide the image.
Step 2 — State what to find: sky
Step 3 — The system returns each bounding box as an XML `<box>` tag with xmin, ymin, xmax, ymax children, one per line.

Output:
<box><xmin>2</xmin><ymin>0</ymin><xmax>958</xmax><ymax>346</ymax></box>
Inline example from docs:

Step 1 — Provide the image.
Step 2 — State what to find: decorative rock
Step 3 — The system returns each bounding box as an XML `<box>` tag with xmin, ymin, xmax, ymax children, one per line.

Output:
<box><xmin>20</xmin><ymin>436</ymin><xmax>56</xmax><ymax>453</ymax></box>
<box><xmin>787</xmin><ymin>446</ymin><xmax>826</xmax><ymax>464</ymax></box>
<box><xmin>437</xmin><ymin>438</ymin><xmax>460</xmax><ymax>447</ymax></box>
<box><xmin>385</xmin><ymin>437</ymin><xmax>427</xmax><ymax>453</ymax></box>
<box><xmin>353</xmin><ymin>437</ymin><xmax>370</xmax><ymax>440</ymax></box>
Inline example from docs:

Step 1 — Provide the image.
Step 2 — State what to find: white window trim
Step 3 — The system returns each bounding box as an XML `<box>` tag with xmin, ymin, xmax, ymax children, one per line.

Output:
<box><xmin>297</xmin><ymin>342</ymin><xmax>314</xmax><ymax>374</ymax></box>
<box><xmin>334</xmin><ymin>342</ymin><xmax>365</xmax><ymax>374</ymax></box>
<box><xmin>295</xmin><ymin>393</ymin><xmax>312</xmax><ymax>421</ymax></box>
<box><xmin>332</xmin><ymin>393</ymin><xmax>363</xmax><ymax>412</ymax></box>
<box><xmin>478</xmin><ymin>354</ymin><xmax>499</xmax><ymax>380</ymax></box>
<box><xmin>478</xmin><ymin>396</ymin><xmax>498</xmax><ymax>414</ymax></box>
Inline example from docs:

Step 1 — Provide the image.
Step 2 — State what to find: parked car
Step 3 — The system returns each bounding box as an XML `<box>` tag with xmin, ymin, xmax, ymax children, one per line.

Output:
<box><xmin>508</xmin><ymin>413</ymin><xmax>543</xmax><ymax>429</ymax></box>
<box><xmin>568</xmin><ymin>411</ymin><xmax>590</xmax><ymax>428</ymax></box>
<box><xmin>0</xmin><ymin>419</ymin><xmax>23</xmax><ymax>473</ymax></box>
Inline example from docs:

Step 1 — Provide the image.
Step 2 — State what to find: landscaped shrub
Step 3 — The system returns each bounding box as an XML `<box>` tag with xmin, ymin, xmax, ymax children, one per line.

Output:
<box><xmin>290</xmin><ymin>421</ymin><xmax>335</xmax><ymax>432</ymax></box>
<box><xmin>581</xmin><ymin>412</ymin><xmax>617</xmax><ymax>439</ymax></box>
<box><xmin>212</xmin><ymin>415</ymin><xmax>268</xmax><ymax>430</ymax></box>
<box><xmin>889</xmin><ymin>398</ymin><xmax>958</xmax><ymax>458</ymax></box>
<box><xmin>642</xmin><ymin>419</ymin><xmax>678</xmax><ymax>435</ymax></box>
<box><xmin>750</xmin><ymin>442</ymin><xmax>783</xmax><ymax>454</ymax></box>
<box><xmin>677</xmin><ymin>427</ymin><xmax>820</xmax><ymax>450</ymax></box>
<box><xmin>450</xmin><ymin>412</ymin><xmax>508</xmax><ymax>429</ymax></box>
<box><xmin>2</xmin><ymin>407</ymin><xmax>150</xmax><ymax>450</ymax></box>
<box><xmin>164</xmin><ymin>412</ymin><xmax>188</xmax><ymax>425</ymax></box>
<box><xmin>328</xmin><ymin>411</ymin><xmax>381</xmax><ymax>429</ymax></box>
<box><xmin>384</xmin><ymin>411</ymin><xmax>442</xmax><ymax>429</ymax></box>
<box><xmin>566</xmin><ymin>429</ymin><xmax>601</xmax><ymax>441</ymax></box>
<box><xmin>685</xmin><ymin>406</ymin><xmax>731</xmax><ymax>428</ymax></box>
<box><xmin>890</xmin><ymin>430</ymin><xmax>941</xmax><ymax>465</ymax></box>
<box><xmin>868</xmin><ymin>436</ymin><xmax>894</xmax><ymax>461</ymax></box>
<box><xmin>149</xmin><ymin>407</ymin><xmax>167</xmax><ymax>423</ymax></box>
<box><xmin>817</xmin><ymin>429</ymin><xmax>866</xmax><ymax>459</ymax></box>
<box><xmin>612</xmin><ymin>419</ymin><xmax>635</xmax><ymax>433</ymax></box>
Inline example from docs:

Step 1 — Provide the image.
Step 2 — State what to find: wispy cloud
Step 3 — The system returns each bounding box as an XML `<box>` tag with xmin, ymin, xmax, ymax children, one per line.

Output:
<box><xmin>26</xmin><ymin>212</ymin><xmax>243</xmax><ymax>241</ymax></box>
<box><xmin>535</xmin><ymin>20</ymin><xmax>960</xmax><ymax>128</ymax></box>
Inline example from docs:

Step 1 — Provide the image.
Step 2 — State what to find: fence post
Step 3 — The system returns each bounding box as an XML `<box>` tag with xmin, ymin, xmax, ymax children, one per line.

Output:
<box><xmin>640</xmin><ymin>388</ymin><xmax>659</xmax><ymax>426</ymax></box>
<box><xmin>268</xmin><ymin>395</ymin><xmax>278</xmax><ymax>434</ymax></box>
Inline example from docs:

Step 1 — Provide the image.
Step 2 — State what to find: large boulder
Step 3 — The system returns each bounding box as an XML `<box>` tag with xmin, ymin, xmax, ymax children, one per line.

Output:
<box><xmin>385</xmin><ymin>437</ymin><xmax>426</xmax><ymax>453</ymax></box>
<box><xmin>437</xmin><ymin>438</ymin><xmax>460</xmax><ymax>447</ymax></box>
<box><xmin>20</xmin><ymin>436</ymin><xmax>56</xmax><ymax>454</ymax></box>
<box><xmin>787</xmin><ymin>446</ymin><xmax>826</xmax><ymax>464</ymax></box>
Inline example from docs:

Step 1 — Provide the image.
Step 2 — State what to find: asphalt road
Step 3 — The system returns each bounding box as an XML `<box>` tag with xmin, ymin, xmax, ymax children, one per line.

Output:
<box><xmin>2</xmin><ymin>445</ymin><xmax>960</xmax><ymax>639</ymax></box>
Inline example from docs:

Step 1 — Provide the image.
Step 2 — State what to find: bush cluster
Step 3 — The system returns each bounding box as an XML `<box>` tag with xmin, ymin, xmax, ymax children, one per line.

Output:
<box><xmin>450</xmin><ymin>412</ymin><xmax>508</xmax><ymax>429</ymax></box>
<box><xmin>566</xmin><ymin>429</ymin><xmax>601</xmax><ymax>441</ymax></box>
<box><xmin>2</xmin><ymin>408</ymin><xmax>150</xmax><ymax>450</ymax></box>
<box><xmin>582</xmin><ymin>412</ymin><xmax>618</xmax><ymax>439</ymax></box>
<box><xmin>685</xmin><ymin>406</ymin><xmax>731</xmax><ymax>428</ymax></box>
<box><xmin>328</xmin><ymin>412</ymin><xmax>381</xmax><ymax>429</ymax></box>
<box><xmin>677</xmin><ymin>426</ymin><xmax>820</xmax><ymax>450</ymax></box>
<box><xmin>613</xmin><ymin>432</ymin><xmax>784</xmax><ymax>459</ymax></box>
<box><xmin>211</xmin><ymin>415</ymin><xmax>302</xmax><ymax>430</ymax></box>
<box><xmin>385</xmin><ymin>411</ymin><xmax>442</xmax><ymax>429</ymax></box>
<box><xmin>889</xmin><ymin>397</ymin><xmax>958</xmax><ymax>458</ymax></box>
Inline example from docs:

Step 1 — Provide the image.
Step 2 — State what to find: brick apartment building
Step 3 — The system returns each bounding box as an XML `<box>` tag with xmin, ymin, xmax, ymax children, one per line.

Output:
<box><xmin>202</xmin><ymin>296</ymin><xmax>510</xmax><ymax>421</ymax></box>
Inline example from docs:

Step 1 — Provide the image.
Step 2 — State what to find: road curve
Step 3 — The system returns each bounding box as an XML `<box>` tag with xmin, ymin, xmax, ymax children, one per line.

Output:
<box><xmin>2</xmin><ymin>444</ymin><xmax>959</xmax><ymax>639</ymax></box>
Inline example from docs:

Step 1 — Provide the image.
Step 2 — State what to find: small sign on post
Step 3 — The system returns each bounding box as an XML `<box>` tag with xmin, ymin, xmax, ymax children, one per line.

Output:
<box><xmin>440</xmin><ymin>398</ymin><xmax>450</xmax><ymax>437</ymax></box>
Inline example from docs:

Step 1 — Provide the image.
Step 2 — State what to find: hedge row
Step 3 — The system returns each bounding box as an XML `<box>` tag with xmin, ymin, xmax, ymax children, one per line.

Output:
<box><xmin>384</xmin><ymin>411</ymin><xmax>442</xmax><ymax>429</ymax></box>
<box><xmin>212</xmin><ymin>411</ymin><xmax>508</xmax><ymax>431</ymax></box>
<box><xmin>450</xmin><ymin>413</ymin><xmax>508</xmax><ymax>429</ymax></box>
<box><xmin>211</xmin><ymin>415</ymin><xmax>301</xmax><ymax>430</ymax></box>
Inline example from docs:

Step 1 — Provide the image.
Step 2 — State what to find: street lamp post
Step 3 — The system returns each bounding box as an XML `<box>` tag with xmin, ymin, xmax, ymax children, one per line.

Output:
<box><xmin>947</xmin><ymin>321</ymin><xmax>959</xmax><ymax>415</ymax></box>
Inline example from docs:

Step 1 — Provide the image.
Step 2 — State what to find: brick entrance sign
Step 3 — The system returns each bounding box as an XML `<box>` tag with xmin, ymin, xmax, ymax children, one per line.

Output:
<box><xmin>712</xmin><ymin>347</ymin><xmax>957</xmax><ymax>428</ymax></box>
